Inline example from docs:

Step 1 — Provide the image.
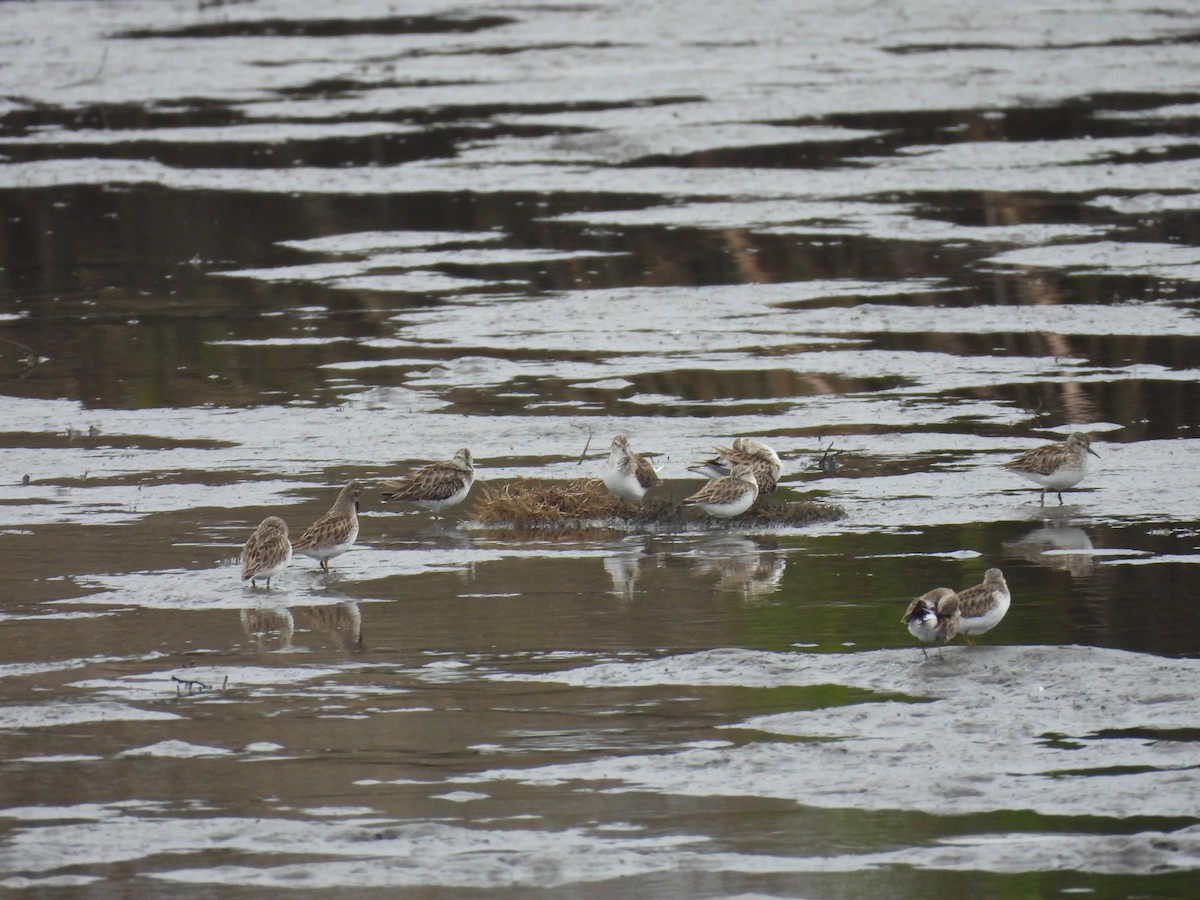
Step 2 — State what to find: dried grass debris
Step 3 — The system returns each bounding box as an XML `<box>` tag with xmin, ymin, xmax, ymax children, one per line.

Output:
<box><xmin>469</xmin><ymin>478</ymin><xmax>844</xmax><ymax>532</ymax></box>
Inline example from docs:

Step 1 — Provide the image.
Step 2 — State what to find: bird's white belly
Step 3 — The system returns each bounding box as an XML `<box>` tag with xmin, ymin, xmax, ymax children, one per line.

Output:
<box><xmin>959</xmin><ymin>589</ymin><xmax>1011</xmax><ymax>635</ymax></box>
<box><xmin>906</xmin><ymin>614</ymin><xmax>941</xmax><ymax>643</ymax></box>
<box><xmin>1018</xmin><ymin>463</ymin><xmax>1087</xmax><ymax>490</ymax></box>
<box><xmin>603</xmin><ymin>467</ymin><xmax>644</xmax><ymax>503</ymax></box>
<box><xmin>417</xmin><ymin>478</ymin><xmax>473</xmax><ymax>511</ymax></box>
<box><xmin>294</xmin><ymin>523</ymin><xmax>359</xmax><ymax>560</ymax></box>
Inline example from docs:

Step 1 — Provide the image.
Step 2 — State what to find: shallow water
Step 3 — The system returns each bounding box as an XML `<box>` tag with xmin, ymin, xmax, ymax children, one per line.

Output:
<box><xmin>2</xmin><ymin>0</ymin><xmax>1200</xmax><ymax>896</ymax></box>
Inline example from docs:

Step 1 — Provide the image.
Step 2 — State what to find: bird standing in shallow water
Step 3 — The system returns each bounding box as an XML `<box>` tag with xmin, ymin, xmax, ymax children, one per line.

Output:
<box><xmin>240</xmin><ymin>516</ymin><xmax>292</xmax><ymax>588</ymax></box>
<box><xmin>292</xmin><ymin>482</ymin><xmax>362</xmax><ymax>573</ymax></box>
<box><xmin>956</xmin><ymin>567</ymin><xmax>1011</xmax><ymax>643</ymax></box>
<box><xmin>381</xmin><ymin>448</ymin><xmax>475</xmax><ymax>516</ymax></box>
<box><xmin>902</xmin><ymin>587</ymin><xmax>961</xmax><ymax>659</ymax></box>
<box><xmin>600</xmin><ymin>435</ymin><xmax>661</xmax><ymax>505</ymax></box>
<box><xmin>1003</xmin><ymin>432</ymin><xmax>1099</xmax><ymax>505</ymax></box>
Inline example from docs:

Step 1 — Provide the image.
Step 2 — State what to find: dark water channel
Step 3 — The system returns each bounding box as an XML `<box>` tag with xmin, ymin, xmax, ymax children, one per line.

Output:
<box><xmin>2</xmin><ymin>1</ymin><xmax>1200</xmax><ymax>896</ymax></box>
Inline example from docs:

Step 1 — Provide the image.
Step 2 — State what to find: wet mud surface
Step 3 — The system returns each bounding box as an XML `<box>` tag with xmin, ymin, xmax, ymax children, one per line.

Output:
<box><xmin>2</xmin><ymin>0</ymin><xmax>1200</xmax><ymax>896</ymax></box>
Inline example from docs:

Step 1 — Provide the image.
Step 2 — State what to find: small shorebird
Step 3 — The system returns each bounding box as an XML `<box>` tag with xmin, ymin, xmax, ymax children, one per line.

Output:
<box><xmin>689</xmin><ymin>437</ymin><xmax>782</xmax><ymax>495</ymax></box>
<box><xmin>902</xmin><ymin>587</ymin><xmax>961</xmax><ymax>659</ymax></box>
<box><xmin>380</xmin><ymin>448</ymin><xmax>475</xmax><ymax>515</ymax></box>
<box><xmin>1003</xmin><ymin>432</ymin><xmax>1099</xmax><ymax>505</ymax></box>
<box><xmin>956</xmin><ymin>567</ymin><xmax>1010</xmax><ymax>643</ymax></box>
<box><xmin>292</xmin><ymin>482</ymin><xmax>362</xmax><ymax>573</ymax></box>
<box><xmin>601</xmin><ymin>435</ymin><xmax>661</xmax><ymax>505</ymax></box>
<box><xmin>240</xmin><ymin>516</ymin><xmax>292</xmax><ymax>588</ymax></box>
<box><xmin>682</xmin><ymin>462</ymin><xmax>759</xmax><ymax>518</ymax></box>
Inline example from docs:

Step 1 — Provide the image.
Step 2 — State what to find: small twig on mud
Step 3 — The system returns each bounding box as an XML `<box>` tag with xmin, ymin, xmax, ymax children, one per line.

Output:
<box><xmin>1015</xmin><ymin>395</ymin><xmax>1048</xmax><ymax>427</ymax></box>
<box><xmin>172</xmin><ymin>675</ymin><xmax>212</xmax><ymax>695</ymax></box>
<box><xmin>815</xmin><ymin>439</ymin><xmax>843</xmax><ymax>475</ymax></box>
<box><xmin>60</xmin><ymin>46</ymin><xmax>109</xmax><ymax>89</ymax></box>
<box><xmin>199</xmin><ymin>0</ymin><xmax>257</xmax><ymax>10</ymax></box>
<box><xmin>571</xmin><ymin>423</ymin><xmax>594</xmax><ymax>465</ymax></box>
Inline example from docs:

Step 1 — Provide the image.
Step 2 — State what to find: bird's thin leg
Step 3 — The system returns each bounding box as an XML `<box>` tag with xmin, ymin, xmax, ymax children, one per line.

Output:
<box><xmin>1039</xmin><ymin>489</ymin><xmax>1046</xmax><ymax>506</ymax></box>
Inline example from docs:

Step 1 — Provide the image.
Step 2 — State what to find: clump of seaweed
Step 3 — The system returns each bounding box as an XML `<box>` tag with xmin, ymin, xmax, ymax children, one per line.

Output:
<box><xmin>469</xmin><ymin>478</ymin><xmax>845</xmax><ymax>532</ymax></box>
<box><xmin>473</xmin><ymin>477</ymin><xmax>624</xmax><ymax>525</ymax></box>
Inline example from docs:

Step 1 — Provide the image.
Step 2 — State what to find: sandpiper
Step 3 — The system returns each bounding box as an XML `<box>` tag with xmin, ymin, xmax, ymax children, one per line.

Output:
<box><xmin>240</xmin><ymin>515</ymin><xmax>292</xmax><ymax>588</ymax></box>
<box><xmin>1003</xmin><ymin>432</ymin><xmax>1099</xmax><ymax>505</ymax></box>
<box><xmin>600</xmin><ymin>435</ymin><xmax>661</xmax><ymax>505</ymax></box>
<box><xmin>689</xmin><ymin>437</ymin><xmax>782</xmax><ymax>495</ymax></box>
<box><xmin>956</xmin><ymin>567</ymin><xmax>1010</xmax><ymax>643</ymax></box>
<box><xmin>381</xmin><ymin>448</ymin><xmax>475</xmax><ymax>515</ymax></box>
<box><xmin>292</xmin><ymin>482</ymin><xmax>362</xmax><ymax>573</ymax></box>
<box><xmin>682</xmin><ymin>462</ymin><xmax>759</xmax><ymax>518</ymax></box>
<box><xmin>901</xmin><ymin>587</ymin><xmax>961</xmax><ymax>659</ymax></box>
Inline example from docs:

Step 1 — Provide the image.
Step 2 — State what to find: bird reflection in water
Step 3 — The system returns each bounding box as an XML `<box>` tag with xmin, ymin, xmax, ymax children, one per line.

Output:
<box><xmin>1003</xmin><ymin>509</ymin><xmax>1095</xmax><ymax>577</ymax></box>
<box><xmin>294</xmin><ymin>602</ymin><xmax>364</xmax><ymax>651</ymax></box>
<box><xmin>240</xmin><ymin>607</ymin><xmax>295</xmax><ymax>651</ymax></box>
<box><xmin>240</xmin><ymin>601</ymin><xmax>364</xmax><ymax>651</ymax></box>
<box><xmin>603</xmin><ymin>538</ymin><xmax>656</xmax><ymax>599</ymax></box>
<box><xmin>692</xmin><ymin>535</ymin><xmax>786</xmax><ymax>598</ymax></box>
